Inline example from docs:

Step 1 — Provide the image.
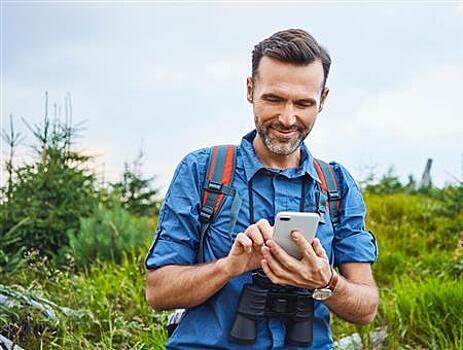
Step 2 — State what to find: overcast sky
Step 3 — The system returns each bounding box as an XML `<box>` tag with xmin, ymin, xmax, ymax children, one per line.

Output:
<box><xmin>2</xmin><ymin>2</ymin><xmax>463</xmax><ymax>194</ymax></box>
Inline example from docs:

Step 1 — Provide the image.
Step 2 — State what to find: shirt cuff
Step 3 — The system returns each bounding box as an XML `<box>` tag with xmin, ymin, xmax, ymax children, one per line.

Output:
<box><xmin>334</xmin><ymin>230</ymin><xmax>378</xmax><ymax>267</ymax></box>
<box><xmin>145</xmin><ymin>237</ymin><xmax>197</xmax><ymax>269</ymax></box>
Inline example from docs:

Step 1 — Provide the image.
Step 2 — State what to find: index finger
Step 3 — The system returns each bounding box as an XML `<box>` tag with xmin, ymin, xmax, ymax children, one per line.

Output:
<box><xmin>256</xmin><ymin>219</ymin><xmax>273</xmax><ymax>242</ymax></box>
<box><xmin>244</xmin><ymin>224</ymin><xmax>265</xmax><ymax>246</ymax></box>
<box><xmin>291</xmin><ymin>230</ymin><xmax>317</xmax><ymax>260</ymax></box>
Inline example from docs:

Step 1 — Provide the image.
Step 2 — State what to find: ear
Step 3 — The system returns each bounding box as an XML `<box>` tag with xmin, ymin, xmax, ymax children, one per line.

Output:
<box><xmin>246</xmin><ymin>77</ymin><xmax>253</xmax><ymax>103</ymax></box>
<box><xmin>318</xmin><ymin>87</ymin><xmax>330</xmax><ymax>113</ymax></box>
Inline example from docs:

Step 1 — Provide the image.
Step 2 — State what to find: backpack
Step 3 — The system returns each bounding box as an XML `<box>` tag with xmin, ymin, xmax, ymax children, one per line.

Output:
<box><xmin>166</xmin><ymin>144</ymin><xmax>342</xmax><ymax>337</ymax></box>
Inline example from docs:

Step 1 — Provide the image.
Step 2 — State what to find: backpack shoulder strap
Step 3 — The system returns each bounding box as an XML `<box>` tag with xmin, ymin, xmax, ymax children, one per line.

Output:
<box><xmin>198</xmin><ymin>145</ymin><xmax>241</xmax><ymax>263</ymax></box>
<box><xmin>312</xmin><ymin>159</ymin><xmax>341</xmax><ymax>227</ymax></box>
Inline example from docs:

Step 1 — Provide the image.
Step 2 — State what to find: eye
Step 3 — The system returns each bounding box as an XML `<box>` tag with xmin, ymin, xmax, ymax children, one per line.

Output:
<box><xmin>296</xmin><ymin>101</ymin><xmax>314</xmax><ymax>109</ymax></box>
<box><xmin>264</xmin><ymin>95</ymin><xmax>282</xmax><ymax>103</ymax></box>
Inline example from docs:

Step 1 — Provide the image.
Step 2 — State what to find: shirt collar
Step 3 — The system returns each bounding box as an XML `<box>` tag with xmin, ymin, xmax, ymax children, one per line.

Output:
<box><xmin>240</xmin><ymin>129</ymin><xmax>321</xmax><ymax>183</ymax></box>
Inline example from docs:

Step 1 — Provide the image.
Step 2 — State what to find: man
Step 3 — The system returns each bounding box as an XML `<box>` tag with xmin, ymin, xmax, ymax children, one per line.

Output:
<box><xmin>145</xmin><ymin>28</ymin><xmax>379</xmax><ymax>349</ymax></box>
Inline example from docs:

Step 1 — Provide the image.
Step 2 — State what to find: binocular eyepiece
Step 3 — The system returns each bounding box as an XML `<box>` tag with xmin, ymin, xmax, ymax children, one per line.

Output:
<box><xmin>230</xmin><ymin>270</ymin><xmax>314</xmax><ymax>347</ymax></box>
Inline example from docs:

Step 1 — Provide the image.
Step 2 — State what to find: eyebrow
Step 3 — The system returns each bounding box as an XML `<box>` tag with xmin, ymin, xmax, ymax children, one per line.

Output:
<box><xmin>261</xmin><ymin>93</ymin><xmax>317</xmax><ymax>104</ymax></box>
<box><xmin>295</xmin><ymin>98</ymin><xmax>317</xmax><ymax>104</ymax></box>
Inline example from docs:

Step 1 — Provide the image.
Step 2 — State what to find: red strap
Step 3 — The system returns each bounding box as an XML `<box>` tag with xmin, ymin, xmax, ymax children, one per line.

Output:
<box><xmin>214</xmin><ymin>145</ymin><xmax>235</xmax><ymax>211</ymax></box>
<box><xmin>201</xmin><ymin>145</ymin><xmax>235</xmax><ymax>211</ymax></box>
<box><xmin>222</xmin><ymin>145</ymin><xmax>234</xmax><ymax>186</ymax></box>
<box><xmin>202</xmin><ymin>146</ymin><xmax>218</xmax><ymax>206</ymax></box>
<box><xmin>313</xmin><ymin>159</ymin><xmax>328</xmax><ymax>192</ymax></box>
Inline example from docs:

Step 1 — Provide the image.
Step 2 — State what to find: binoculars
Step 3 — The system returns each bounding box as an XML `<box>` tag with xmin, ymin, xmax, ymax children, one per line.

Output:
<box><xmin>230</xmin><ymin>270</ymin><xmax>314</xmax><ymax>347</ymax></box>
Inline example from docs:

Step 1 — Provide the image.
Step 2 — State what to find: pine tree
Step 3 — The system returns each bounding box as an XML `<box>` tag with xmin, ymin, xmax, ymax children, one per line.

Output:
<box><xmin>0</xmin><ymin>93</ymin><xmax>98</xmax><ymax>257</ymax></box>
<box><xmin>112</xmin><ymin>146</ymin><xmax>159</xmax><ymax>217</ymax></box>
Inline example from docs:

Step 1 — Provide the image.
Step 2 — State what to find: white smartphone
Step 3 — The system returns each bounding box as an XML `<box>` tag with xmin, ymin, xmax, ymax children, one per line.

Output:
<box><xmin>273</xmin><ymin>212</ymin><xmax>320</xmax><ymax>259</ymax></box>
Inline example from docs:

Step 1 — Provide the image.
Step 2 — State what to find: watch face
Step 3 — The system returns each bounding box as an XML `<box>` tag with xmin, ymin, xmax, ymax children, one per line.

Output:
<box><xmin>312</xmin><ymin>288</ymin><xmax>333</xmax><ymax>301</ymax></box>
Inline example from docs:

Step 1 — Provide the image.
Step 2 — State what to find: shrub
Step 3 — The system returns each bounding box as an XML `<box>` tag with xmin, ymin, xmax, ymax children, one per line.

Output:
<box><xmin>0</xmin><ymin>218</ymin><xmax>30</xmax><ymax>274</ymax></box>
<box><xmin>66</xmin><ymin>194</ymin><xmax>150</xmax><ymax>268</ymax></box>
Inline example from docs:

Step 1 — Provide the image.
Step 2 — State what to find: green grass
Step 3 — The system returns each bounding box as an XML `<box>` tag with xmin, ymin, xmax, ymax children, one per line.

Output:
<box><xmin>3</xmin><ymin>252</ymin><xmax>168</xmax><ymax>349</ymax></box>
<box><xmin>2</xmin><ymin>192</ymin><xmax>462</xmax><ymax>349</ymax></box>
<box><xmin>331</xmin><ymin>193</ymin><xmax>462</xmax><ymax>349</ymax></box>
<box><xmin>380</xmin><ymin>276</ymin><xmax>463</xmax><ymax>349</ymax></box>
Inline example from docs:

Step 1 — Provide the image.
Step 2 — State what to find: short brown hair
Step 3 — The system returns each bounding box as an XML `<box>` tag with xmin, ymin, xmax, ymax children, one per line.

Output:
<box><xmin>252</xmin><ymin>28</ymin><xmax>331</xmax><ymax>88</ymax></box>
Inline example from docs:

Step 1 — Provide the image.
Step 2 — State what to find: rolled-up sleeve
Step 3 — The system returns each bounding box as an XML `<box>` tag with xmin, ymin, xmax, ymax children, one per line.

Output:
<box><xmin>331</xmin><ymin>162</ymin><xmax>378</xmax><ymax>267</ymax></box>
<box><xmin>145</xmin><ymin>149</ymin><xmax>208</xmax><ymax>270</ymax></box>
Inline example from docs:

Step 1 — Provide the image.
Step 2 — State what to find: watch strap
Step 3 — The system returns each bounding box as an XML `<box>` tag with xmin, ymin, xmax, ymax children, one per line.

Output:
<box><xmin>323</xmin><ymin>266</ymin><xmax>339</xmax><ymax>292</ymax></box>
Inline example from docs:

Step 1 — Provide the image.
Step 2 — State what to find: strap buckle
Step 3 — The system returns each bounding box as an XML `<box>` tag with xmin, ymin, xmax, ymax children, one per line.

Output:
<box><xmin>206</xmin><ymin>181</ymin><xmax>223</xmax><ymax>193</ymax></box>
<box><xmin>327</xmin><ymin>191</ymin><xmax>340</xmax><ymax>201</ymax></box>
<box><xmin>199</xmin><ymin>205</ymin><xmax>214</xmax><ymax>223</ymax></box>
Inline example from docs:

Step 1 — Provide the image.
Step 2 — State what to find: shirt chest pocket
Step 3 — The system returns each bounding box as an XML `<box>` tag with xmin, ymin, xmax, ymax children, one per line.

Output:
<box><xmin>204</xmin><ymin>225</ymin><xmax>233</xmax><ymax>260</ymax></box>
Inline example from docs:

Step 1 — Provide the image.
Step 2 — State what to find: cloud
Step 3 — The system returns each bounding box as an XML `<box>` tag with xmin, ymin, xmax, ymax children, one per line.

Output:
<box><xmin>351</xmin><ymin>63</ymin><xmax>462</xmax><ymax>140</ymax></box>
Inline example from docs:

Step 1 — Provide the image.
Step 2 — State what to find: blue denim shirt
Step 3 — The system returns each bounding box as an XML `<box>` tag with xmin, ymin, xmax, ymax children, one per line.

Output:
<box><xmin>145</xmin><ymin>130</ymin><xmax>378</xmax><ymax>350</ymax></box>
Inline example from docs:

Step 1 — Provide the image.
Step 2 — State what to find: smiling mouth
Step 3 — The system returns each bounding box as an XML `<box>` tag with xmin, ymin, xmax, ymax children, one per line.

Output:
<box><xmin>270</xmin><ymin>128</ymin><xmax>299</xmax><ymax>139</ymax></box>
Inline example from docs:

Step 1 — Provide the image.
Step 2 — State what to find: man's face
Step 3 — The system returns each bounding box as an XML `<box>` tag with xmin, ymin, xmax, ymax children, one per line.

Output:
<box><xmin>247</xmin><ymin>56</ymin><xmax>329</xmax><ymax>156</ymax></box>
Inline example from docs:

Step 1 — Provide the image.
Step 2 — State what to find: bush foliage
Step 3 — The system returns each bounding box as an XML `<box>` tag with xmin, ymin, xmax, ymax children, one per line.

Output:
<box><xmin>67</xmin><ymin>193</ymin><xmax>151</xmax><ymax>268</ymax></box>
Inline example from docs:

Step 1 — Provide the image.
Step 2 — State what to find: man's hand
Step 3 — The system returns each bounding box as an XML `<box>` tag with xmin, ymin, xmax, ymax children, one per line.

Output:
<box><xmin>222</xmin><ymin>219</ymin><xmax>273</xmax><ymax>278</ymax></box>
<box><xmin>260</xmin><ymin>230</ymin><xmax>331</xmax><ymax>289</ymax></box>
<box><xmin>146</xmin><ymin>219</ymin><xmax>274</xmax><ymax>310</ymax></box>
<box><xmin>260</xmin><ymin>230</ymin><xmax>379</xmax><ymax>325</ymax></box>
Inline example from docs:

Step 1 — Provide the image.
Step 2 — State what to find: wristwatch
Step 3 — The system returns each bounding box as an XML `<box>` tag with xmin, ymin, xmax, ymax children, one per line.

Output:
<box><xmin>312</xmin><ymin>267</ymin><xmax>339</xmax><ymax>301</ymax></box>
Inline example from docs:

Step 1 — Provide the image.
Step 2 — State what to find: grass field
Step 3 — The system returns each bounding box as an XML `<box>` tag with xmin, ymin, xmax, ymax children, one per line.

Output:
<box><xmin>1</xmin><ymin>192</ymin><xmax>462</xmax><ymax>349</ymax></box>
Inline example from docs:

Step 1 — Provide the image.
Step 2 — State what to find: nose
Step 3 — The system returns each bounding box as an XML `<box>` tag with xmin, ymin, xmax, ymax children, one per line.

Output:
<box><xmin>278</xmin><ymin>102</ymin><xmax>296</xmax><ymax>128</ymax></box>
